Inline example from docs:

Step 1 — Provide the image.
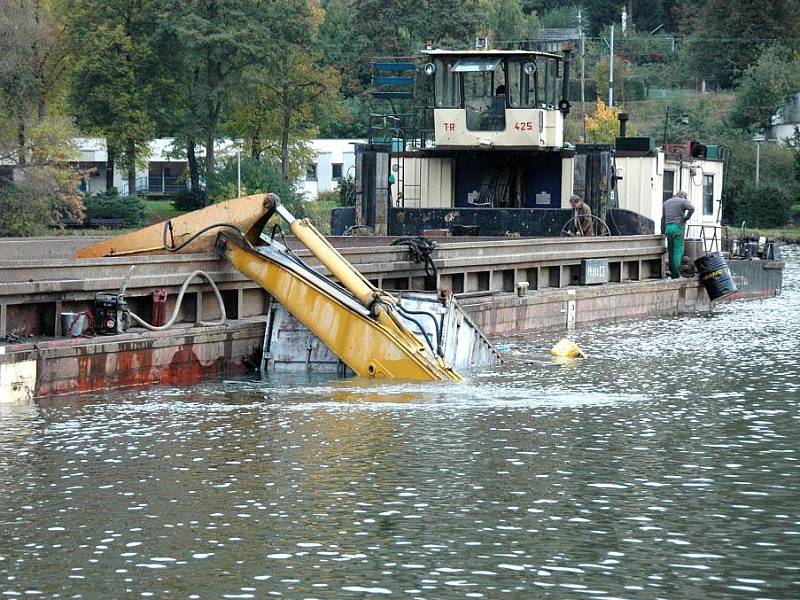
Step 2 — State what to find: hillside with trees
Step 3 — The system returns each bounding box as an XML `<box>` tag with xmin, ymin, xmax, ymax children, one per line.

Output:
<box><xmin>1</xmin><ymin>0</ymin><xmax>799</xmax><ymax>233</ymax></box>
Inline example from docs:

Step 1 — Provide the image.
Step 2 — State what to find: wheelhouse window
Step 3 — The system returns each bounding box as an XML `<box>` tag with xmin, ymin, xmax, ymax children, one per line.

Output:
<box><xmin>703</xmin><ymin>174</ymin><xmax>714</xmax><ymax>215</ymax></box>
<box><xmin>663</xmin><ymin>170</ymin><xmax>675</xmax><ymax>203</ymax></box>
<box><xmin>306</xmin><ymin>164</ymin><xmax>317</xmax><ymax>181</ymax></box>
<box><xmin>507</xmin><ymin>57</ymin><xmax>536</xmax><ymax>108</ymax></box>
<box><xmin>536</xmin><ymin>57</ymin><xmax>561</xmax><ymax>108</ymax></box>
<box><xmin>434</xmin><ymin>59</ymin><xmax>460</xmax><ymax>108</ymax></box>
<box><xmin>452</xmin><ymin>56</ymin><xmax>506</xmax><ymax>132</ymax></box>
<box><xmin>332</xmin><ymin>163</ymin><xmax>342</xmax><ymax>181</ymax></box>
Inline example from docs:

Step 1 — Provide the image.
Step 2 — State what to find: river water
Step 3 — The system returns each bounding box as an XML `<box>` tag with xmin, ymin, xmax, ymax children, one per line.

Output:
<box><xmin>1</xmin><ymin>248</ymin><xmax>798</xmax><ymax>599</ymax></box>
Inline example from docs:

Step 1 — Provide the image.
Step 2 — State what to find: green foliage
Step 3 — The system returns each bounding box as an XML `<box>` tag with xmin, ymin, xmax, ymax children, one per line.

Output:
<box><xmin>0</xmin><ymin>183</ymin><xmax>55</xmax><ymax>237</ymax></box>
<box><xmin>733</xmin><ymin>182</ymin><xmax>794</xmax><ymax>228</ymax></box>
<box><xmin>171</xmin><ymin>189</ymin><xmax>207</xmax><ymax>212</ymax></box>
<box><xmin>486</xmin><ymin>0</ymin><xmax>541</xmax><ymax>45</ymax></box>
<box><xmin>207</xmin><ymin>156</ymin><xmax>302</xmax><ymax>213</ymax></box>
<box><xmin>66</xmin><ymin>2</ymin><xmax>157</xmax><ymax>182</ymax></box>
<box><xmin>0</xmin><ymin>167</ymin><xmax>85</xmax><ymax>236</ymax></box>
<box><xmin>84</xmin><ymin>189</ymin><xmax>146</xmax><ymax>226</ymax></box>
<box><xmin>730</xmin><ymin>46</ymin><xmax>800</xmax><ymax>130</ymax></box>
<box><xmin>314</xmin><ymin>190</ymin><xmax>341</xmax><ymax>205</ymax></box>
<box><xmin>685</xmin><ymin>0</ymin><xmax>800</xmax><ymax>89</ymax></box>
<box><xmin>338</xmin><ymin>175</ymin><xmax>356</xmax><ymax>206</ymax></box>
<box><xmin>318</xmin><ymin>96</ymin><xmax>372</xmax><ymax>138</ymax></box>
<box><xmin>226</xmin><ymin>42</ymin><xmax>340</xmax><ymax>179</ymax></box>
<box><xmin>539</xmin><ymin>5</ymin><xmax>580</xmax><ymax>28</ymax></box>
<box><xmin>595</xmin><ymin>56</ymin><xmax>634</xmax><ymax>104</ymax></box>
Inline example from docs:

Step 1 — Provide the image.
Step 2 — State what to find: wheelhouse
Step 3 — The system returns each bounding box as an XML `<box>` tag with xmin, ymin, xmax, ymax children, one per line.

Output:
<box><xmin>422</xmin><ymin>49</ymin><xmax>569</xmax><ymax>150</ymax></box>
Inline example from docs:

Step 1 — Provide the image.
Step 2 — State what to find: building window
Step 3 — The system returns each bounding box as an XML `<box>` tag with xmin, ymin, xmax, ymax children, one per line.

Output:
<box><xmin>306</xmin><ymin>164</ymin><xmax>317</xmax><ymax>181</ymax></box>
<box><xmin>663</xmin><ymin>170</ymin><xmax>675</xmax><ymax>203</ymax></box>
<box><xmin>703</xmin><ymin>174</ymin><xmax>714</xmax><ymax>215</ymax></box>
<box><xmin>332</xmin><ymin>163</ymin><xmax>342</xmax><ymax>181</ymax></box>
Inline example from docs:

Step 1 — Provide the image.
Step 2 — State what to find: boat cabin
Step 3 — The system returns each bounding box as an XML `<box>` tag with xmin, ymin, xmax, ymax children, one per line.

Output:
<box><xmin>340</xmin><ymin>46</ymin><xmax>722</xmax><ymax>241</ymax></box>
<box><xmin>422</xmin><ymin>49</ymin><xmax>569</xmax><ymax>150</ymax></box>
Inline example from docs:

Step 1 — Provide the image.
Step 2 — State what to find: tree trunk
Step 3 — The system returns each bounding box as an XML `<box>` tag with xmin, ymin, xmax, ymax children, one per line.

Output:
<box><xmin>106</xmin><ymin>150</ymin><xmax>115</xmax><ymax>191</ymax></box>
<box><xmin>251</xmin><ymin>136</ymin><xmax>262</xmax><ymax>161</ymax></box>
<box><xmin>280</xmin><ymin>105</ymin><xmax>291</xmax><ymax>180</ymax></box>
<box><xmin>187</xmin><ymin>140</ymin><xmax>203</xmax><ymax>208</ymax></box>
<box><xmin>127</xmin><ymin>168</ymin><xmax>136</xmax><ymax>196</ymax></box>
<box><xmin>126</xmin><ymin>138</ymin><xmax>136</xmax><ymax>196</ymax></box>
<box><xmin>16</xmin><ymin>121</ymin><xmax>26</xmax><ymax>168</ymax></box>
<box><xmin>205</xmin><ymin>133</ymin><xmax>215</xmax><ymax>182</ymax></box>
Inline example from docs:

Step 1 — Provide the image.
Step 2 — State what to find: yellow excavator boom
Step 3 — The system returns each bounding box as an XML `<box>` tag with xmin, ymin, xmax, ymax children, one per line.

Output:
<box><xmin>76</xmin><ymin>193</ymin><xmax>464</xmax><ymax>382</ymax></box>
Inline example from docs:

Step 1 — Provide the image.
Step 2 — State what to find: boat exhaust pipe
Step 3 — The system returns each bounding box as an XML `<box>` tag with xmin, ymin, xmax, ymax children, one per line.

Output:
<box><xmin>559</xmin><ymin>43</ymin><xmax>572</xmax><ymax>116</ymax></box>
<box><xmin>618</xmin><ymin>112</ymin><xmax>629</xmax><ymax>138</ymax></box>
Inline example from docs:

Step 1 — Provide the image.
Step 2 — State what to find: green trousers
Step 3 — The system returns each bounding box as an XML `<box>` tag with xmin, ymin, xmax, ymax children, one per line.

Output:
<box><xmin>665</xmin><ymin>223</ymin><xmax>684</xmax><ymax>278</ymax></box>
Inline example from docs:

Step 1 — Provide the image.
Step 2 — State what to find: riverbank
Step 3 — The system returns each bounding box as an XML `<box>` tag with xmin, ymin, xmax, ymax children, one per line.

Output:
<box><xmin>726</xmin><ymin>225</ymin><xmax>800</xmax><ymax>245</ymax></box>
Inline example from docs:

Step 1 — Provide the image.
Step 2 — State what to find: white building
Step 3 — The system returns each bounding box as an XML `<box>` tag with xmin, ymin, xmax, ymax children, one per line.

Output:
<box><xmin>770</xmin><ymin>92</ymin><xmax>800</xmax><ymax>145</ymax></box>
<box><xmin>75</xmin><ymin>138</ymin><xmax>241</xmax><ymax>195</ymax></box>
<box><xmin>72</xmin><ymin>137</ymin><xmax>363</xmax><ymax>199</ymax></box>
<box><xmin>298</xmin><ymin>139</ymin><xmax>364</xmax><ymax>198</ymax></box>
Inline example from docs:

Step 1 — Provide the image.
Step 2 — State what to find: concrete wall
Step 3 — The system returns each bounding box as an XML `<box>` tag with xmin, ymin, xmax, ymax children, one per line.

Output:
<box><xmin>2</xmin><ymin>321</ymin><xmax>264</xmax><ymax>398</ymax></box>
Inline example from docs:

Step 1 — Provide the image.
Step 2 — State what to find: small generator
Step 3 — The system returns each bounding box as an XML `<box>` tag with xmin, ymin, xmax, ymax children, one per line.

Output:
<box><xmin>94</xmin><ymin>293</ymin><xmax>130</xmax><ymax>335</ymax></box>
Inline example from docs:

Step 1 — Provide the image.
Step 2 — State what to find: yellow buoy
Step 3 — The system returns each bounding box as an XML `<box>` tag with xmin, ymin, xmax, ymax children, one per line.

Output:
<box><xmin>549</xmin><ymin>338</ymin><xmax>585</xmax><ymax>358</ymax></box>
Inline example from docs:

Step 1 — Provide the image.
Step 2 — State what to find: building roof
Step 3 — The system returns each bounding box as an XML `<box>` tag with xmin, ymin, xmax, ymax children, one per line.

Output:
<box><xmin>536</xmin><ymin>28</ymin><xmax>582</xmax><ymax>41</ymax></box>
<box><xmin>422</xmin><ymin>49</ymin><xmax>561</xmax><ymax>60</ymax></box>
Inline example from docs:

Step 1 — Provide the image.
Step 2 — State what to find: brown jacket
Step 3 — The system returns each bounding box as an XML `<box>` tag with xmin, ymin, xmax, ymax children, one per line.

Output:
<box><xmin>571</xmin><ymin>202</ymin><xmax>593</xmax><ymax>236</ymax></box>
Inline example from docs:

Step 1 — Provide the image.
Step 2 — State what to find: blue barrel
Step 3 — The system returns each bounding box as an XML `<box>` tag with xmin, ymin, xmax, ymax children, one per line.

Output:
<box><xmin>694</xmin><ymin>251</ymin><xmax>737</xmax><ymax>300</ymax></box>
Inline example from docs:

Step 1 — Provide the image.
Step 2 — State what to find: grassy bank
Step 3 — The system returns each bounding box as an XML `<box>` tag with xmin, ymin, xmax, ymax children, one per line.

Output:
<box><xmin>726</xmin><ymin>226</ymin><xmax>800</xmax><ymax>245</ymax></box>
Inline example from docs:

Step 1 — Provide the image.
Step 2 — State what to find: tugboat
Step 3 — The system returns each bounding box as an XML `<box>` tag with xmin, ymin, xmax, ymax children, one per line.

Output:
<box><xmin>331</xmin><ymin>40</ymin><xmax>783</xmax><ymax>300</ymax></box>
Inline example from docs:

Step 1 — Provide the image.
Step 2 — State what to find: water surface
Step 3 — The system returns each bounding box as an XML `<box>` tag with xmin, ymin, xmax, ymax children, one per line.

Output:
<box><xmin>1</xmin><ymin>249</ymin><xmax>798</xmax><ymax>598</ymax></box>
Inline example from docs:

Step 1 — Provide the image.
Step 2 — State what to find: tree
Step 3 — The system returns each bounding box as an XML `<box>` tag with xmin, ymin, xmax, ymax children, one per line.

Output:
<box><xmin>65</xmin><ymin>1</ymin><xmax>157</xmax><ymax>193</ymax></box>
<box><xmin>585</xmin><ymin>99</ymin><xmax>623</xmax><ymax>143</ymax></box>
<box><xmin>231</xmin><ymin>47</ymin><xmax>339</xmax><ymax>180</ymax></box>
<box><xmin>0</xmin><ymin>0</ymin><xmax>83</xmax><ymax>237</ymax></box>
<box><xmin>486</xmin><ymin>0</ymin><xmax>541</xmax><ymax>46</ymax></box>
<box><xmin>729</xmin><ymin>45</ymin><xmax>800</xmax><ymax>130</ymax></box>
<box><xmin>685</xmin><ymin>0</ymin><xmax>800</xmax><ymax>88</ymax></box>
<box><xmin>162</xmin><ymin>0</ymin><xmax>311</xmax><ymax>198</ymax></box>
<box><xmin>733</xmin><ymin>181</ymin><xmax>793</xmax><ymax>227</ymax></box>
<box><xmin>0</xmin><ymin>0</ymin><xmax>69</xmax><ymax>169</ymax></box>
<box><xmin>539</xmin><ymin>5</ymin><xmax>580</xmax><ymax>29</ymax></box>
<box><xmin>595</xmin><ymin>55</ymin><xmax>634</xmax><ymax>104</ymax></box>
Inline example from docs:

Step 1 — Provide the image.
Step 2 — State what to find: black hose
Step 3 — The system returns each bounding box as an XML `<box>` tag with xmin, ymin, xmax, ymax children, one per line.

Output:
<box><xmin>162</xmin><ymin>220</ymin><xmax>247</xmax><ymax>253</ymax></box>
<box><xmin>393</xmin><ymin>308</ymin><xmax>438</xmax><ymax>357</ymax></box>
<box><xmin>395</xmin><ymin>303</ymin><xmax>444</xmax><ymax>358</ymax></box>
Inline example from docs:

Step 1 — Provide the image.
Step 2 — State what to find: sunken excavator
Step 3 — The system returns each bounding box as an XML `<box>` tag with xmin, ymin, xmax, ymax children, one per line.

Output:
<box><xmin>76</xmin><ymin>193</ymin><xmax>500</xmax><ymax>382</ymax></box>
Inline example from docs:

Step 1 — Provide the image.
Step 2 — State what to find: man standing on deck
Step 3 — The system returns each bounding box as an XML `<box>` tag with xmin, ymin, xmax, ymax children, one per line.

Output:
<box><xmin>569</xmin><ymin>195</ymin><xmax>593</xmax><ymax>237</ymax></box>
<box><xmin>662</xmin><ymin>190</ymin><xmax>695</xmax><ymax>278</ymax></box>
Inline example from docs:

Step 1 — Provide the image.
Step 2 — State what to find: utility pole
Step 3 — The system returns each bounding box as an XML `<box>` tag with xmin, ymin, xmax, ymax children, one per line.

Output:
<box><xmin>578</xmin><ymin>8</ymin><xmax>586</xmax><ymax>141</ymax></box>
<box><xmin>236</xmin><ymin>148</ymin><xmax>241</xmax><ymax>198</ymax></box>
<box><xmin>608</xmin><ymin>25</ymin><xmax>614</xmax><ymax>107</ymax></box>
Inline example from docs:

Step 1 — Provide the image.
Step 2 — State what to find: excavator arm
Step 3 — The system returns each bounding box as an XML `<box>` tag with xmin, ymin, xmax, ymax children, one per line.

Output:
<box><xmin>77</xmin><ymin>193</ymin><xmax>464</xmax><ymax>381</ymax></box>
